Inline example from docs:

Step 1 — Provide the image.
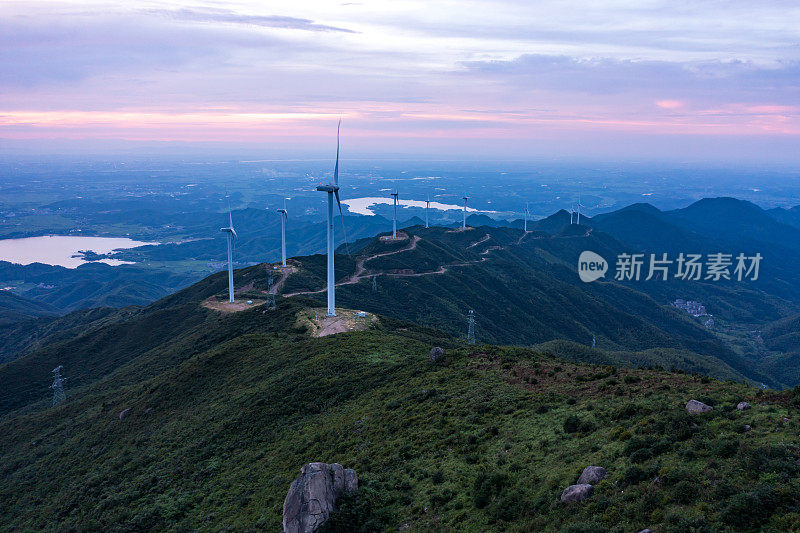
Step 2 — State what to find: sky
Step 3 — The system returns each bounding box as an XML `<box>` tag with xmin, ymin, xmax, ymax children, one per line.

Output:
<box><xmin>1</xmin><ymin>0</ymin><xmax>799</xmax><ymax>161</ymax></box>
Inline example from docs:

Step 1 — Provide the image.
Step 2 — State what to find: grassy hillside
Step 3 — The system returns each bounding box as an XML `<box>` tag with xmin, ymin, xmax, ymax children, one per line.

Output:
<box><xmin>0</xmin><ymin>289</ymin><xmax>59</xmax><ymax>326</ymax></box>
<box><xmin>1</xmin><ymin>298</ymin><xmax>798</xmax><ymax>532</ymax></box>
<box><xmin>280</xmin><ymin>225</ymin><xmax>781</xmax><ymax>386</ymax></box>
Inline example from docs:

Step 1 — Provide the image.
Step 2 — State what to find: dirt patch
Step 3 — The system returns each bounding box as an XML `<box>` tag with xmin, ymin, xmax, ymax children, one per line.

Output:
<box><xmin>202</xmin><ymin>296</ymin><xmax>267</xmax><ymax>313</ymax></box>
<box><xmin>380</xmin><ymin>231</ymin><xmax>409</xmax><ymax>242</ymax></box>
<box><xmin>446</xmin><ymin>226</ymin><xmax>476</xmax><ymax>233</ymax></box>
<box><xmin>296</xmin><ymin>307</ymin><xmax>379</xmax><ymax>337</ymax></box>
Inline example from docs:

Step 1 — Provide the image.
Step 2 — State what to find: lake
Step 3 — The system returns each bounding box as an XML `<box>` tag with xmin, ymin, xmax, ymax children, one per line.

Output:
<box><xmin>341</xmin><ymin>196</ymin><xmax>496</xmax><ymax>216</ymax></box>
<box><xmin>0</xmin><ymin>236</ymin><xmax>158</xmax><ymax>268</ymax></box>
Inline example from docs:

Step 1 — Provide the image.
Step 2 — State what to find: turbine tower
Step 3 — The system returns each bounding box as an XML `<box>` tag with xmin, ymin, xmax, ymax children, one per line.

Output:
<box><xmin>570</xmin><ymin>204</ymin><xmax>575</xmax><ymax>224</ymax></box>
<box><xmin>425</xmin><ymin>195</ymin><xmax>430</xmax><ymax>228</ymax></box>
<box><xmin>316</xmin><ymin>121</ymin><xmax>345</xmax><ymax>317</ymax></box>
<box><xmin>277</xmin><ymin>199</ymin><xmax>288</xmax><ymax>267</ymax></box>
<box><xmin>577</xmin><ymin>193</ymin><xmax>585</xmax><ymax>225</ymax></box>
<box><xmin>462</xmin><ymin>193</ymin><xmax>469</xmax><ymax>229</ymax></box>
<box><xmin>391</xmin><ymin>189</ymin><xmax>399</xmax><ymax>238</ymax></box>
<box><xmin>220</xmin><ymin>206</ymin><xmax>238</xmax><ymax>303</ymax></box>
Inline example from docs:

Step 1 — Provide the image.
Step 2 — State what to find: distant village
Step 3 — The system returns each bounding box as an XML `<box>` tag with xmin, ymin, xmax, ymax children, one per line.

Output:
<box><xmin>673</xmin><ymin>299</ymin><xmax>714</xmax><ymax>327</ymax></box>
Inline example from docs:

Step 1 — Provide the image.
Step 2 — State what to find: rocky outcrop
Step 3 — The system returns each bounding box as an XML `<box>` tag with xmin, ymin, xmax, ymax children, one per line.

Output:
<box><xmin>737</xmin><ymin>401</ymin><xmax>751</xmax><ymax>411</ymax></box>
<box><xmin>577</xmin><ymin>466</ymin><xmax>607</xmax><ymax>485</ymax></box>
<box><xmin>685</xmin><ymin>399</ymin><xmax>713</xmax><ymax>415</ymax></box>
<box><xmin>561</xmin><ymin>483</ymin><xmax>593</xmax><ymax>503</ymax></box>
<box><xmin>429</xmin><ymin>347</ymin><xmax>444</xmax><ymax>362</ymax></box>
<box><xmin>283</xmin><ymin>462</ymin><xmax>358</xmax><ymax>533</ymax></box>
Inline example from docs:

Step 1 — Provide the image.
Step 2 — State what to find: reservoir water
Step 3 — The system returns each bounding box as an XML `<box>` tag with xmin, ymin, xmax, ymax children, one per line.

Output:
<box><xmin>0</xmin><ymin>235</ymin><xmax>157</xmax><ymax>268</ymax></box>
<box><xmin>341</xmin><ymin>196</ymin><xmax>494</xmax><ymax>216</ymax></box>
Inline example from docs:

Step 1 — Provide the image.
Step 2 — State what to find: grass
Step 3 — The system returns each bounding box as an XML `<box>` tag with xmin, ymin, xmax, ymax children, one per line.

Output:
<box><xmin>1</xmin><ymin>311</ymin><xmax>798</xmax><ymax>532</ymax></box>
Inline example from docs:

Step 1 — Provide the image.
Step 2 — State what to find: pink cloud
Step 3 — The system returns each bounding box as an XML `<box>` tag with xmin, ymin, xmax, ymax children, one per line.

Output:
<box><xmin>655</xmin><ymin>100</ymin><xmax>684</xmax><ymax>109</ymax></box>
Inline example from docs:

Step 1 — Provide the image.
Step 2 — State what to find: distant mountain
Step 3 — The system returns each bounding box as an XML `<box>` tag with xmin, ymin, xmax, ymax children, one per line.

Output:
<box><xmin>767</xmin><ymin>205</ymin><xmax>800</xmax><ymax>230</ymax></box>
<box><xmin>0</xmin><ymin>261</ymin><xmax>198</xmax><ymax>313</ymax></box>
<box><xmin>531</xmin><ymin>209</ymin><xmax>575</xmax><ymax>233</ymax></box>
<box><xmin>0</xmin><ymin>290</ymin><xmax>59</xmax><ymax>326</ymax></box>
<box><xmin>666</xmin><ymin>197</ymin><xmax>800</xmax><ymax>253</ymax></box>
<box><xmin>590</xmin><ymin>206</ymin><xmax>718</xmax><ymax>254</ymax></box>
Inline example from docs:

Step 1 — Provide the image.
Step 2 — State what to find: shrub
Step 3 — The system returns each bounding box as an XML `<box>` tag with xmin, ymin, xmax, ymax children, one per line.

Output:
<box><xmin>622</xmin><ymin>466</ymin><xmax>646</xmax><ymax>485</ymax></box>
<box><xmin>563</xmin><ymin>415</ymin><xmax>581</xmax><ymax>433</ymax></box>
<box><xmin>319</xmin><ymin>487</ymin><xmax>391</xmax><ymax>533</ymax></box>
<box><xmin>672</xmin><ymin>480</ymin><xmax>698</xmax><ymax>504</ymax></box>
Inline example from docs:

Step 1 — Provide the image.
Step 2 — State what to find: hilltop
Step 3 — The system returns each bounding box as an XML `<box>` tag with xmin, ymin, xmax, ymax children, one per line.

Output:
<box><xmin>1</xmin><ymin>273</ymin><xmax>799</xmax><ymax>531</ymax></box>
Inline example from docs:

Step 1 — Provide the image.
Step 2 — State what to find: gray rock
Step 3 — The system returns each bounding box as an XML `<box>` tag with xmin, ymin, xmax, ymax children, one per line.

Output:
<box><xmin>737</xmin><ymin>401</ymin><xmax>751</xmax><ymax>411</ymax></box>
<box><xmin>283</xmin><ymin>462</ymin><xmax>358</xmax><ymax>533</ymax></box>
<box><xmin>119</xmin><ymin>408</ymin><xmax>131</xmax><ymax>420</ymax></box>
<box><xmin>638</xmin><ymin>529</ymin><xmax>654</xmax><ymax>533</ymax></box>
<box><xmin>577</xmin><ymin>466</ymin><xmax>607</xmax><ymax>485</ymax></box>
<box><xmin>429</xmin><ymin>347</ymin><xmax>445</xmax><ymax>362</ymax></box>
<box><xmin>685</xmin><ymin>399</ymin><xmax>713</xmax><ymax>415</ymax></box>
<box><xmin>560</xmin><ymin>483</ymin><xmax>593</xmax><ymax>503</ymax></box>
<box><xmin>744</xmin><ymin>424</ymin><xmax>752</xmax><ymax>431</ymax></box>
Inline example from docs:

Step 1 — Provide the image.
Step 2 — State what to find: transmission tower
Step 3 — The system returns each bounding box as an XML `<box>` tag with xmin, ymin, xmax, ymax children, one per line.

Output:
<box><xmin>467</xmin><ymin>310</ymin><xmax>476</xmax><ymax>344</ymax></box>
<box><xmin>372</xmin><ymin>275</ymin><xmax>377</xmax><ymax>292</ymax></box>
<box><xmin>266</xmin><ymin>270</ymin><xmax>277</xmax><ymax>310</ymax></box>
<box><xmin>51</xmin><ymin>365</ymin><xmax>67</xmax><ymax>406</ymax></box>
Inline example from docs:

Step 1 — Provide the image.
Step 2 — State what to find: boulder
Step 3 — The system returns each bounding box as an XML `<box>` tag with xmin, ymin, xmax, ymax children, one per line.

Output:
<box><xmin>560</xmin><ymin>483</ymin><xmax>593</xmax><ymax>503</ymax></box>
<box><xmin>737</xmin><ymin>401</ymin><xmax>751</xmax><ymax>411</ymax></box>
<box><xmin>577</xmin><ymin>466</ymin><xmax>607</xmax><ymax>485</ymax></box>
<box><xmin>429</xmin><ymin>347</ymin><xmax>445</xmax><ymax>362</ymax></box>
<box><xmin>685</xmin><ymin>399</ymin><xmax>713</xmax><ymax>415</ymax></box>
<box><xmin>638</xmin><ymin>530</ymin><xmax>654</xmax><ymax>533</ymax></box>
<box><xmin>283</xmin><ymin>462</ymin><xmax>358</xmax><ymax>533</ymax></box>
<box><xmin>119</xmin><ymin>408</ymin><xmax>131</xmax><ymax>420</ymax></box>
<box><xmin>744</xmin><ymin>424</ymin><xmax>752</xmax><ymax>431</ymax></box>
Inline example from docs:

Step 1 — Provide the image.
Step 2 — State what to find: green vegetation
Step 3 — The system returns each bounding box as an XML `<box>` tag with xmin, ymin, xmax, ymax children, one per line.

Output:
<box><xmin>1</xmin><ymin>285</ymin><xmax>798</xmax><ymax>531</ymax></box>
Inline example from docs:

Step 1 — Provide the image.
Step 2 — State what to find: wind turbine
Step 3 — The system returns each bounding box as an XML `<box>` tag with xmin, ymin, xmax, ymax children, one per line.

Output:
<box><xmin>277</xmin><ymin>199</ymin><xmax>288</xmax><ymax>267</ymax></box>
<box><xmin>390</xmin><ymin>189</ymin><xmax>399</xmax><ymax>238</ymax></box>
<box><xmin>462</xmin><ymin>193</ymin><xmax>469</xmax><ymax>229</ymax></box>
<box><xmin>316</xmin><ymin>121</ymin><xmax>344</xmax><ymax>317</ymax></box>
<box><xmin>570</xmin><ymin>204</ymin><xmax>575</xmax><ymax>224</ymax></box>
<box><xmin>577</xmin><ymin>192</ymin><xmax>583</xmax><ymax>225</ymax></box>
<box><xmin>524</xmin><ymin>202</ymin><xmax>530</xmax><ymax>232</ymax></box>
<box><xmin>220</xmin><ymin>206</ymin><xmax>238</xmax><ymax>303</ymax></box>
<box><xmin>425</xmin><ymin>195</ymin><xmax>430</xmax><ymax>228</ymax></box>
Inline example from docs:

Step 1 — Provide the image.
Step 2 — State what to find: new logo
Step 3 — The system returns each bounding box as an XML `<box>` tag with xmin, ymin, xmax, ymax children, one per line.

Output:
<box><xmin>578</xmin><ymin>251</ymin><xmax>608</xmax><ymax>282</ymax></box>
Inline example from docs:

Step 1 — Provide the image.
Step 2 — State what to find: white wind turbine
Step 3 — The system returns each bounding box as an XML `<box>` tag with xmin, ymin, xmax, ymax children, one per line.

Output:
<box><xmin>390</xmin><ymin>189</ymin><xmax>399</xmax><ymax>238</ymax></box>
<box><xmin>220</xmin><ymin>205</ymin><xmax>238</xmax><ymax>303</ymax></box>
<box><xmin>425</xmin><ymin>195</ymin><xmax>430</xmax><ymax>228</ymax></box>
<box><xmin>277</xmin><ymin>199</ymin><xmax>288</xmax><ymax>267</ymax></box>
<box><xmin>316</xmin><ymin>121</ymin><xmax>345</xmax><ymax>317</ymax></box>
<box><xmin>462</xmin><ymin>193</ymin><xmax>469</xmax><ymax>229</ymax></box>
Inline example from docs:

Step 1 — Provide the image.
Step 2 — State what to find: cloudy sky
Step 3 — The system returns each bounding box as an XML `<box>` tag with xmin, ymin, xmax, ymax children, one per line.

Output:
<box><xmin>1</xmin><ymin>0</ymin><xmax>799</xmax><ymax>160</ymax></box>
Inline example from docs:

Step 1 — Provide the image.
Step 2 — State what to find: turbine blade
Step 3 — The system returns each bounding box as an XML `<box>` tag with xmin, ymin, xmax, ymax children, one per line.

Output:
<box><xmin>334</xmin><ymin>189</ymin><xmax>351</xmax><ymax>256</ymax></box>
<box><xmin>334</xmin><ymin>119</ymin><xmax>340</xmax><ymax>186</ymax></box>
